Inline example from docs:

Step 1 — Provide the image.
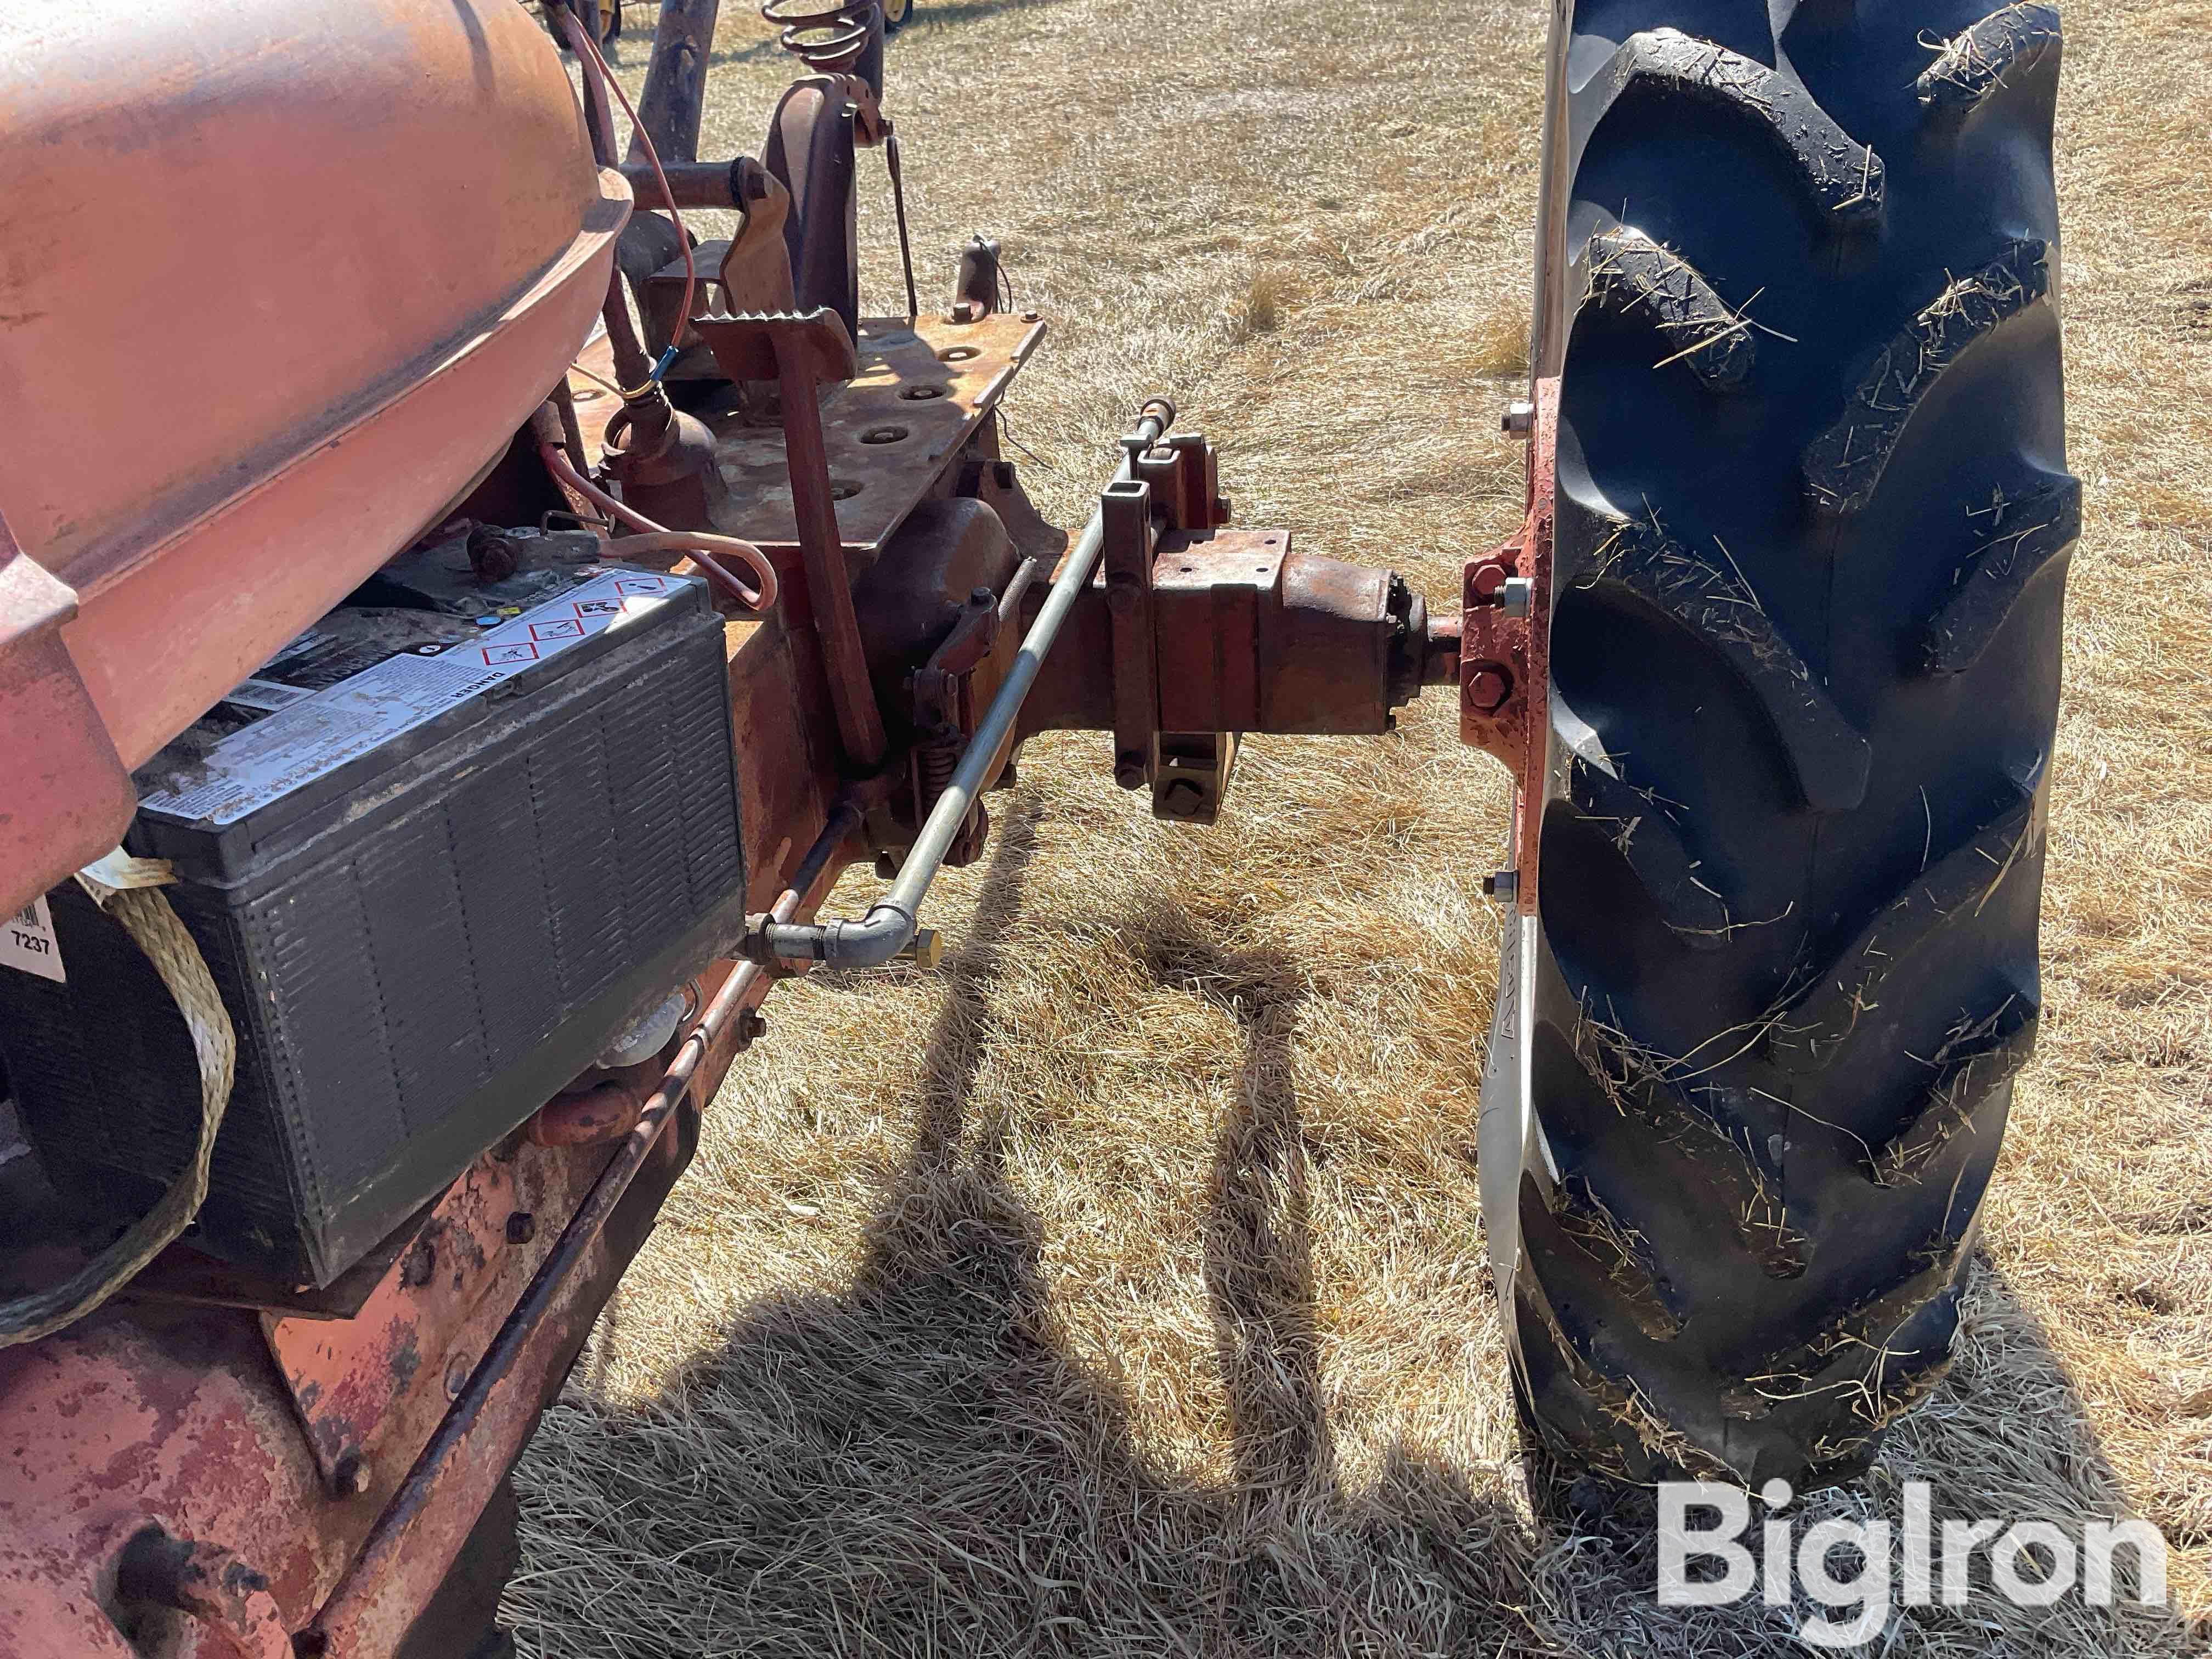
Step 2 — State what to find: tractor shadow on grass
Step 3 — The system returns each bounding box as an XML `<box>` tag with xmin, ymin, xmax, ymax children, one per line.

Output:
<box><xmin>514</xmin><ymin>810</ymin><xmax>2204</xmax><ymax>1656</ymax></box>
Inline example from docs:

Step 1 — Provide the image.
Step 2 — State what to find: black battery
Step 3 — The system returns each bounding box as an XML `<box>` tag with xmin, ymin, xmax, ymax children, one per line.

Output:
<box><xmin>0</xmin><ymin>558</ymin><xmax>745</xmax><ymax>1286</ymax></box>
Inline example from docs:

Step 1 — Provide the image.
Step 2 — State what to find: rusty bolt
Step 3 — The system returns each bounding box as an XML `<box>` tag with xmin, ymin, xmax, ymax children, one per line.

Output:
<box><xmin>1501</xmin><ymin>400</ymin><xmax>1534</xmax><ymax>436</ymax></box>
<box><xmin>735</xmin><ymin>1010</ymin><xmax>769</xmax><ymax>1048</ymax></box>
<box><xmin>505</xmin><ymin>1211</ymin><xmax>537</xmax><ymax>1246</ymax></box>
<box><xmin>330</xmin><ymin>1451</ymin><xmax>374</xmax><ymax>1498</ymax></box>
<box><xmin>399</xmin><ymin>1235</ymin><xmax>436</xmax><ymax>1289</ymax></box>
<box><xmin>1104</xmin><ymin>577</ymin><xmax>1139</xmax><ymax>617</ymax></box>
<box><xmin>444</xmin><ymin>1356</ymin><xmax>471</xmax><ymax>1401</ymax></box>
<box><xmin>1114</xmin><ymin>753</ymin><xmax>1148</xmax><ymax>791</ymax></box>
<box><xmin>949</xmin><ymin>300</ymin><xmax>981</xmax><ymax>323</ymax></box>
<box><xmin>1023</xmin><ymin>311</ymin><xmax>1041</xmax><ymax>323</ymax></box>
<box><xmin>1464</xmin><ymin>663</ymin><xmax>1513</xmax><ymax>713</ymax></box>
<box><xmin>1469</xmin><ymin>559</ymin><xmax>1512</xmax><ymax>604</ymax></box>
<box><xmin>1159</xmin><ymin>780</ymin><xmax>1207</xmax><ymax>818</ymax></box>
<box><xmin>465</xmin><ymin>522</ymin><xmax>520</xmax><ymax>585</ymax></box>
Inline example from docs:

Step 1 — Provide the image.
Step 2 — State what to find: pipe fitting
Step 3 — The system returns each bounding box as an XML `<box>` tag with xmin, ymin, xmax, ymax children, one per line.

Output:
<box><xmin>759</xmin><ymin>900</ymin><xmax>916</xmax><ymax>968</ymax></box>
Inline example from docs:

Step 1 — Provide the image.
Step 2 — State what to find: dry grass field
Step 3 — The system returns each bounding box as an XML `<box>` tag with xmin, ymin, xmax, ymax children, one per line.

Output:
<box><xmin>511</xmin><ymin>1</ymin><xmax>2212</xmax><ymax>1651</ymax></box>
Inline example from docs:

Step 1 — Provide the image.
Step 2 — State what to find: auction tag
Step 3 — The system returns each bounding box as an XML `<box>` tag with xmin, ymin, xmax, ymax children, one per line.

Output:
<box><xmin>1</xmin><ymin>896</ymin><xmax>65</xmax><ymax>983</ymax></box>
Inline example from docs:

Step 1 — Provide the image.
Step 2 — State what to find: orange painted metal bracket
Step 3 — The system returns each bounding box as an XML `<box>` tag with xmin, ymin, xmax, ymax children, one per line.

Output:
<box><xmin>0</xmin><ymin>521</ymin><xmax>136</xmax><ymax>919</ymax></box>
<box><xmin>1460</xmin><ymin>375</ymin><xmax>1558</xmax><ymax>917</ymax></box>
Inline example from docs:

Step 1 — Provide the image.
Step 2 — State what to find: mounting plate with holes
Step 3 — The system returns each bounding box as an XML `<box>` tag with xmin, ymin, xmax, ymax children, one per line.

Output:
<box><xmin>568</xmin><ymin>312</ymin><xmax>1045</xmax><ymax>560</ymax></box>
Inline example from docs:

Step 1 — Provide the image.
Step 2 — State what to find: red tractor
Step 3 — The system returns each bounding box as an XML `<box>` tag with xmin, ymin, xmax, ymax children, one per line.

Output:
<box><xmin>0</xmin><ymin>0</ymin><xmax>2068</xmax><ymax>1650</ymax></box>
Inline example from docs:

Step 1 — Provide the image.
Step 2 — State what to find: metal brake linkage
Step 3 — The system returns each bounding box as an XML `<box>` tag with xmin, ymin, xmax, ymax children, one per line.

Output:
<box><xmin>747</xmin><ymin>399</ymin><xmax>1175</xmax><ymax>969</ymax></box>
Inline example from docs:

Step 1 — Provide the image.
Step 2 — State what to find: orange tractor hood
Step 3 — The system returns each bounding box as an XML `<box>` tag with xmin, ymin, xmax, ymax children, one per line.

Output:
<box><xmin>0</xmin><ymin>0</ymin><xmax>627</xmax><ymax>916</ymax></box>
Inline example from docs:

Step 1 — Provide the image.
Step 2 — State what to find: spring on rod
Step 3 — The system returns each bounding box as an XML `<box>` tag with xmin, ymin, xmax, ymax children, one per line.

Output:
<box><xmin>913</xmin><ymin>726</ymin><xmax>960</xmax><ymax>816</ymax></box>
<box><xmin>759</xmin><ymin>0</ymin><xmax>877</xmax><ymax>72</ymax></box>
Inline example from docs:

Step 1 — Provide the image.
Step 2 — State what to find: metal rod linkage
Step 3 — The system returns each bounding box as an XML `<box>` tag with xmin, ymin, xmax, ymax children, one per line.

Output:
<box><xmin>758</xmin><ymin>402</ymin><xmax>1173</xmax><ymax>968</ymax></box>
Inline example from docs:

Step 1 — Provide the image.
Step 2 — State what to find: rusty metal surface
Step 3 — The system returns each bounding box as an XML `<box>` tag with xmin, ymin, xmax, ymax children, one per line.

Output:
<box><xmin>0</xmin><ymin>1122</ymin><xmax>686</xmax><ymax>1659</ymax></box>
<box><xmin>693</xmin><ymin>310</ymin><xmax>890</xmax><ymax>768</ymax></box>
<box><xmin>1100</xmin><ymin>481</ymin><xmax>1161</xmax><ymax>791</ymax></box>
<box><xmin>0</xmin><ymin>0</ymin><xmax>627</xmax><ymax>827</ymax></box>
<box><xmin>0</xmin><ymin>1301</ymin><xmax>349</xmax><ymax>1657</ymax></box>
<box><xmin>117</xmin><ymin>1205</ymin><xmax>435</xmax><ymax>1322</ymax></box>
<box><xmin>261</xmin><ymin>1138</ymin><xmax>611</xmax><ymax>1494</ymax></box>
<box><xmin>1018</xmin><ymin>527</ymin><xmax>1419</xmax><ymax>742</ymax></box>
<box><xmin>527</xmin><ymin>1063</ymin><xmax>661</xmax><ymax>1147</ymax></box>
<box><xmin>305</xmin><ymin>1100</ymin><xmax>696</xmax><ymax>1658</ymax></box>
<box><xmin>1460</xmin><ymin>374</ymin><xmax>1558</xmax><ymax>916</ymax></box>
<box><xmin>569</xmin><ymin>310</ymin><xmax>1046</xmax><ymax>559</ymax></box>
<box><xmin>113</xmin><ymin>1528</ymin><xmax>292</xmax><ymax>1659</ymax></box>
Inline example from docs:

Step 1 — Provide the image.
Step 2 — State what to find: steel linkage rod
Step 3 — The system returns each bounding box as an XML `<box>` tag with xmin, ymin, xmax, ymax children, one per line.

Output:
<box><xmin>757</xmin><ymin>401</ymin><xmax>1173</xmax><ymax>969</ymax></box>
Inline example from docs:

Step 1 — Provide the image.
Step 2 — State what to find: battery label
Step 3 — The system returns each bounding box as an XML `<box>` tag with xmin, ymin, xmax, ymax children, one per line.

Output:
<box><xmin>138</xmin><ymin>571</ymin><xmax>682</xmax><ymax>827</ymax></box>
<box><xmin>2</xmin><ymin>896</ymin><xmax>65</xmax><ymax>983</ymax></box>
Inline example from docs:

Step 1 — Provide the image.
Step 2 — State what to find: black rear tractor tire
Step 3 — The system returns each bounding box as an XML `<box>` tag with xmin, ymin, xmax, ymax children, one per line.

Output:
<box><xmin>1492</xmin><ymin>0</ymin><xmax>2070</xmax><ymax>1489</ymax></box>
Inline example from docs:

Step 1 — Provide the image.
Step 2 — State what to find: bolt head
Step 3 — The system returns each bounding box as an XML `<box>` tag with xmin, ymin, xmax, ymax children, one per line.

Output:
<box><xmin>1104</xmin><ymin>579</ymin><xmax>1139</xmax><ymax>617</ymax></box>
<box><xmin>1482</xmin><ymin>870</ymin><xmax>1520</xmax><ymax>901</ymax></box>
<box><xmin>1114</xmin><ymin>754</ymin><xmax>1148</xmax><ymax>790</ymax></box>
<box><xmin>1464</xmin><ymin>664</ymin><xmax>1512</xmax><ymax>713</ymax></box>
<box><xmin>505</xmin><ymin>1211</ymin><xmax>537</xmax><ymax>1246</ymax></box>
<box><xmin>1159</xmin><ymin>780</ymin><xmax>1206</xmax><ymax>817</ymax></box>
<box><xmin>331</xmin><ymin>1451</ymin><xmax>373</xmax><ymax>1497</ymax></box>
<box><xmin>1469</xmin><ymin>560</ymin><xmax>1511</xmax><ymax>603</ymax></box>
<box><xmin>1501</xmin><ymin>400</ymin><xmax>1535</xmax><ymax>436</ymax></box>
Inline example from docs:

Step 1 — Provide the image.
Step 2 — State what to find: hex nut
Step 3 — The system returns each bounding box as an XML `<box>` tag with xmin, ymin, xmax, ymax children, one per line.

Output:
<box><xmin>1464</xmin><ymin>664</ymin><xmax>1513</xmax><ymax>713</ymax></box>
<box><xmin>1501</xmin><ymin>400</ymin><xmax>1535</xmax><ymax>435</ymax></box>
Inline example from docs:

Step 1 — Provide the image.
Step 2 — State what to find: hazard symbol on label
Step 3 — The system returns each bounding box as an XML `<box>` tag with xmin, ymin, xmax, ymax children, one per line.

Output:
<box><xmin>482</xmin><ymin>642</ymin><xmax>540</xmax><ymax>666</ymax></box>
<box><xmin>614</xmin><ymin>577</ymin><xmax>667</xmax><ymax>596</ymax></box>
<box><xmin>529</xmin><ymin>618</ymin><xmax>585</xmax><ymax>642</ymax></box>
<box><xmin>574</xmin><ymin>599</ymin><xmax>622</xmax><ymax>619</ymax></box>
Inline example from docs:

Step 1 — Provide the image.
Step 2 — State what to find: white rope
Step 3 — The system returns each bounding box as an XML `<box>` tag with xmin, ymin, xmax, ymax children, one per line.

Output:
<box><xmin>0</xmin><ymin>855</ymin><xmax>236</xmax><ymax>1346</ymax></box>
